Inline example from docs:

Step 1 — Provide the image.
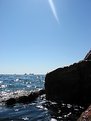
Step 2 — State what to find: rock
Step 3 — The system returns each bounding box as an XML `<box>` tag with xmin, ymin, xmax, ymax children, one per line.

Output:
<box><xmin>39</xmin><ymin>89</ymin><xmax>45</xmax><ymax>95</ymax></box>
<box><xmin>6</xmin><ymin>98</ymin><xmax>16</xmax><ymax>106</ymax></box>
<box><xmin>45</xmin><ymin>58</ymin><xmax>91</xmax><ymax>105</ymax></box>
<box><xmin>17</xmin><ymin>96</ymin><xmax>30</xmax><ymax>103</ymax></box>
<box><xmin>6</xmin><ymin>89</ymin><xmax>45</xmax><ymax>106</ymax></box>
<box><xmin>77</xmin><ymin>105</ymin><xmax>91</xmax><ymax>121</ymax></box>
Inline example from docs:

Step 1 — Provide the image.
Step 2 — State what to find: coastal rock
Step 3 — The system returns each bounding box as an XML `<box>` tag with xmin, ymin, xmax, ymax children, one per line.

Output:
<box><xmin>6</xmin><ymin>98</ymin><xmax>16</xmax><ymax>106</ymax></box>
<box><xmin>45</xmin><ymin>58</ymin><xmax>91</xmax><ymax>105</ymax></box>
<box><xmin>77</xmin><ymin>105</ymin><xmax>91</xmax><ymax>121</ymax></box>
<box><xmin>6</xmin><ymin>89</ymin><xmax>45</xmax><ymax>106</ymax></box>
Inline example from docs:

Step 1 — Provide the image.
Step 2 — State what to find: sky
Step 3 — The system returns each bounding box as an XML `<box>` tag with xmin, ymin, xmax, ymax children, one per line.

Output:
<box><xmin>0</xmin><ymin>0</ymin><xmax>91</xmax><ymax>74</ymax></box>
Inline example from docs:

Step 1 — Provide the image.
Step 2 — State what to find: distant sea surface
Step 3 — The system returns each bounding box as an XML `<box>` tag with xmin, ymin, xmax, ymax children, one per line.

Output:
<box><xmin>0</xmin><ymin>74</ymin><xmax>84</xmax><ymax>121</ymax></box>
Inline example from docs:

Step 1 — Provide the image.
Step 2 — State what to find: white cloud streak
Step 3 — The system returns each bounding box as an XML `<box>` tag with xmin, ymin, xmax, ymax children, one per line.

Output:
<box><xmin>48</xmin><ymin>0</ymin><xmax>60</xmax><ymax>24</ymax></box>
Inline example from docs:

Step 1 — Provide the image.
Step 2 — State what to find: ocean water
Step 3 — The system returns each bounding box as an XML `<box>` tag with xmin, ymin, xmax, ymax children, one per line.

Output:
<box><xmin>0</xmin><ymin>74</ymin><xmax>84</xmax><ymax>121</ymax></box>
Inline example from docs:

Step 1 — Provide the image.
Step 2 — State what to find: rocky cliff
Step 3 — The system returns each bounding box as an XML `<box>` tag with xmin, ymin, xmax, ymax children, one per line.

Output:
<box><xmin>45</xmin><ymin>50</ymin><xmax>91</xmax><ymax>105</ymax></box>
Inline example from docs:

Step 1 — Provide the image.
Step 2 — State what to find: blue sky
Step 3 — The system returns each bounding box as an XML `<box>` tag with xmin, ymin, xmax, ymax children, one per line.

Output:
<box><xmin>0</xmin><ymin>0</ymin><xmax>91</xmax><ymax>74</ymax></box>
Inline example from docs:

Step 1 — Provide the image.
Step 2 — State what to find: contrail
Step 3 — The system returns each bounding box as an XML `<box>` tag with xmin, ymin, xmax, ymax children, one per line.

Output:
<box><xmin>48</xmin><ymin>0</ymin><xmax>60</xmax><ymax>24</ymax></box>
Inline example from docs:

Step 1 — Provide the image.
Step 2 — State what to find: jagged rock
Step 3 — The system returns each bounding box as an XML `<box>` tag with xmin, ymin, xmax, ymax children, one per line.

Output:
<box><xmin>5</xmin><ymin>89</ymin><xmax>45</xmax><ymax>106</ymax></box>
<box><xmin>45</xmin><ymin>51</ymin><xmax>91</xmax><ymax>105</ymax></box>
<box><xmin>77</xmin><ymin>105</ymin><xmax>91</xmax><ymax>121</ymax></box>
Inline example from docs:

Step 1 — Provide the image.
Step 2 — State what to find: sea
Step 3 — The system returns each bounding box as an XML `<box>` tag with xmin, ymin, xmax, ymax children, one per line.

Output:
<box><xmin>0</xmin><ymin>74</ymin><xmax>85</xmax><ymax>121</ymax></box>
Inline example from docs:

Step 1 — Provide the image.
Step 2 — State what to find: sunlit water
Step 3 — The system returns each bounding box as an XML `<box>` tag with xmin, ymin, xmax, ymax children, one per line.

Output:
<box><xmin>0</xmin><ymin>74</ymin><xmax>84</xmax><ymax>121</ymax></box>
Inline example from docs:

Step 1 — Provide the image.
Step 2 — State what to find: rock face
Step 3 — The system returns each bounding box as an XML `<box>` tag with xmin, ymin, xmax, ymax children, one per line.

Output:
<box><xmin>77</xmin><ymin>105</ymin><xmax>91</xmax><ymax>121</ymax></box>
<box><xmin>45</xmin><ymin>51</ymin><xmax>91</xmax><ymax>105</ymax></box>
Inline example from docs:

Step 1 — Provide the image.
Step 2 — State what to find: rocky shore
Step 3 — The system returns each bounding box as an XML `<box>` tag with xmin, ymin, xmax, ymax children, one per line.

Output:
<box><xmin>5</xmin><ymin>50</ymin><xmax>91</xmax><ymax>120</ymax></box>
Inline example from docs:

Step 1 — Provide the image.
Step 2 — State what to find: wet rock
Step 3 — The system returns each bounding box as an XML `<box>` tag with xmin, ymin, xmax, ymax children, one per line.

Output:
<box><xmin>39</xmin><ymin>89</ymin><xmax>45</xmax><ymax>95</ymax></box>
<box><xmin>45</xmin><ymin>54</ymin><xmax>91</xmax><ymax>105</ymax></box>
<box><xmin>17</xmin><ymin>96</ymin><xmax>29</xmax><ymax>103</ymax></box>
<box><xmin>6</xmin><ymin>89</ymin><xmax>45</xmax><ymax>106</ymax></box>
<box><xmin>6</xmin><ymin>98</ymin><xmax>16</xmax><ymax>106</ymax></box>
<box><xmin>77</xmin><ymin>105</ymin><xmax>91</xmax><ymax>121</ymax></box>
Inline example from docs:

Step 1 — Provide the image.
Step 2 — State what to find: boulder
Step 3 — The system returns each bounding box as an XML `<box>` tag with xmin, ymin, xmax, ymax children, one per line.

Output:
<box><xmin>45</xmin><ymin>51</ymin><xmax>91</xmax><ymax>105</ymax></box>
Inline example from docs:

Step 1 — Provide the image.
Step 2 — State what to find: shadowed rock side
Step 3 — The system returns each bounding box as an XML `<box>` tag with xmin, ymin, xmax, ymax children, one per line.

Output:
<box><xmin>45</xmin><ymin>60</ymin><xmax>91</xmax><ymax>105</ymax></box>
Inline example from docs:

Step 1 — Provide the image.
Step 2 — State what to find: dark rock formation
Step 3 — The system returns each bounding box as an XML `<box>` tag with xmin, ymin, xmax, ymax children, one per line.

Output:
<box><xmin>6</xmin><ymin>98</ymin><xmax>16</xmax><ymax>106</ymax></box>
<box><xmin>45</xmin><ymin>51</ymin><xmax>91</xmax><ymax>105</ymax></box>
<box><xmin>6</xmin><ymin>89</ymin><xmax>45</xmax><ymax>106</ymax></box>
